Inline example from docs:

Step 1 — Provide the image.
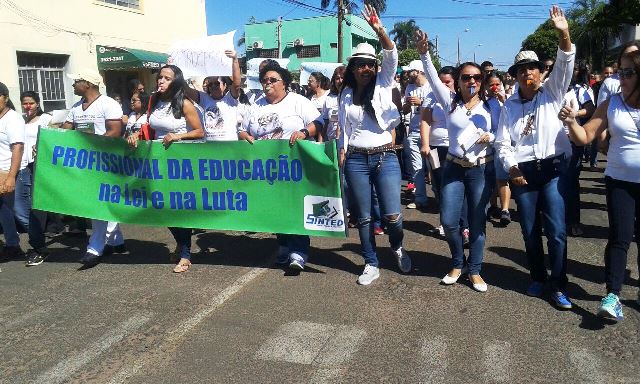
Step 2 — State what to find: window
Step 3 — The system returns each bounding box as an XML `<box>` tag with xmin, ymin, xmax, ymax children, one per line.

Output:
<box><xmin>297</xmin><ymin>45</ymin><xmax>321</xmax><ymax>59</ymax></box>
<box><xmin>258</xmin><ymin>49</ymin><xmax>279</xmax><ymax>59</ymax></box>
<box><xmin>96</xmin><ymin>0</ymin><xmax>140</xmax><ymax>10</ymax></box>
<box><xmin>17</xmin><ymin>52</ymin><xmax>69</xmax><ymax>112</ymax></box>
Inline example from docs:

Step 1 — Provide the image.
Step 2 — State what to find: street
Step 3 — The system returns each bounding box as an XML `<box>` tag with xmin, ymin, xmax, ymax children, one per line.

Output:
<box><xmin>1</xmin><ymin>167</ymin><xmax>638</xmax><ymax>384</ymax></box>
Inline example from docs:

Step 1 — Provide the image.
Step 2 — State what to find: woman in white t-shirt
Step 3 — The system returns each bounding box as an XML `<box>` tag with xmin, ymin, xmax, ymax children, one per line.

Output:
<box><xmin>0</xmin><ymin>82</ymin><xmax>25</xmax><ymax>259</ymax></box>
<box><xmin>16</xmin><ymin>91</ymin><xmax>52</xmax><ymax>265</ymax></box>
<box><xmin>128</xmin><ymin>65</ymin><xmax>204</xmax><ymax>273</ymax></box>
<box><xmin>321</xmin><ymin>66</ymin><xmax>345</xmax><ymax>141</ymax></box>
<box><xmin>308</xmin><ymin>72</ymin><xmax>330</xmax><ymax>114</ymax></box>
<box><xmin>239</xmin><ymin>64</ymin><xmax>320</xmax><ymax>271</ymax></box>
<box><xmin>559</xmin><ymin>50</ymin><xmax>640</xmax><ymax>322</ymax></box>
<box><xmin>124</xmin><ymin>93</ymin><xmax>149</xmax><ymax>138</ymax></box>
<box><xmin>201</xmin><ymin>50</ymin><xmax>242</xmax><ymax>141</ymax></box>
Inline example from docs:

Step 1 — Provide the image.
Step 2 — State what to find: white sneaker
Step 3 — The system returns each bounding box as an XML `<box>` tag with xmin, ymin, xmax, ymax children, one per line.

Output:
<box><xmin>289</xmin><ymin>253</ymin><xmax>305</xmax><ymax>270</ymax></box>
<box><xmin>441</xmin><ymin>271</ymin><xmax>462</xmax><ymax>285</ymax></box>
<box><xmin>406</xmin><ymin>202</ymin><xmax>417</xmax><ymax>209</ymax></box>
<box><xmin>394</xmin><ymin>247</ymin><xmax>412</xmax><ymax>273</ymax></box>
<box><xmin>437</xmin><ymin>225</ymin><xmax>445</xmax><ymax>237</ymax></box>
<box><xmin>357</xmin><ymin>264</ymin><xmax>380</xmax><ymax>285</ymax></box>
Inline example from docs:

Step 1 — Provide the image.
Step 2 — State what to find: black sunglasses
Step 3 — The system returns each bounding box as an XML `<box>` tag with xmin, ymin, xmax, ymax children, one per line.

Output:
<box><xmin>354</xmin><ymin>60</ymin><xmax>376</xmax><ymax>69</ymax></box>
<box><xmin>461</xmin><ymin>74</ymin><xmax>483</xmax><ymax>82</ymax></box>
<box><xmin>618</xmin><ymin>68</ymin><xmax>636</xmax><ymax>79</ymax></box>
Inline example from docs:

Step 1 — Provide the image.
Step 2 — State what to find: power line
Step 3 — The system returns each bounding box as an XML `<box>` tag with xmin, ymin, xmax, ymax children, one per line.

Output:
<box><xmin>449</xmin><ymin>0</ymin><xmax>573</xmax><ymax>6</ymax></box>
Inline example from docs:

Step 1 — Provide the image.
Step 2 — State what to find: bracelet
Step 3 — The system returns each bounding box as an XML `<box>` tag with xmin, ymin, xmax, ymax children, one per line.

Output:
<box><xmin>299</xmin><ymin>128</ymin><xmax>310</xmax><ymax>139</ymax></box>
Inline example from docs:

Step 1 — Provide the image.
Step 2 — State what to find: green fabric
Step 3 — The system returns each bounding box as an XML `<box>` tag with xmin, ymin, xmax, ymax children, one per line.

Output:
<box><xmin>96</xmin><ymin>45</ymin><xmax>168</xmax><ymax>70</ymax></box>
<box><xmin>33</xmin><ymin>128</ymin><xmax>346</xmax><ymax>237</ymax></box>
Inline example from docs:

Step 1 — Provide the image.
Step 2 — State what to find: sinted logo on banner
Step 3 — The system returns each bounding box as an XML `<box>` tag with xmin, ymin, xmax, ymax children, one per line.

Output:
<box><xmin>303</xmin><ymin>196</ymin><xmax>345</xmax><ymax>232</ymax></box>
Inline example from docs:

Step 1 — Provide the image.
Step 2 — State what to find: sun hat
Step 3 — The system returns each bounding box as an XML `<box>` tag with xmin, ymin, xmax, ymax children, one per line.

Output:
<box><xmin>348</xmin><ymin>43</ymin><xmax>380</xmax><ymax>64</ymax></box>
<box><xmin>67</xmin><ymin>69</ymin><xmax>103</xmax><ymax>86</ymax></box>
<box><xmin>508</xmin><ymin>51</ymin><xmax>544</xmax><ymax>76</ymax></box>
<box><xmin>407</xmin><ymin>59</ymin><xmax>424</xmax><ymax>73</ymax></box>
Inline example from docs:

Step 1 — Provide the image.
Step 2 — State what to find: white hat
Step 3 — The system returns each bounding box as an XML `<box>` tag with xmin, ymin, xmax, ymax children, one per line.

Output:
<box><xmin>348</xmin><ymin>43</ymin><xmax>379</xmax><ymax>63</ymax></box>
<box><xmin>67</xmin><ymin>69</ymin><xmax>103</xmax><ymax>86</ymax></box>
<box><xmin>508</xmin><ymin>51</ymin><xmax>544</xmax><ymax>76</ymax></box>
<box><xmin>407</xmin><ymin>59</ymin><xmax>424</xmax><ymax>73</ymax></box>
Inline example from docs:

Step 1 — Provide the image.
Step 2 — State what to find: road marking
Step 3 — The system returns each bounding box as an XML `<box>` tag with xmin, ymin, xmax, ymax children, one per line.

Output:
<box><xmin>256</xmin><ymin>321</ymin><xmax>366</xmax><ymax>384</ymax></box>
<box><xmin>107</xmin><ymin>267</ymin><xmax>267</xmax><ymax>384</ymax></box>
<box><xmin>33</xmin><ymin>313</ymin><xmax>151</xmax><ymax>384</ymax></box>
<box><xmin>569</xmin><ymin>349</ymin><xmax>605</xmax><ymax>384</ymax></box>
<box><xmin>419</xmin><ymin>336</ymin><xmax>448</xmax><ymax>384</ymax></box>
<box><xmin>484</xmin><ymin>340</ymin><xmax>512</xmax><ymax>382</ymax></box>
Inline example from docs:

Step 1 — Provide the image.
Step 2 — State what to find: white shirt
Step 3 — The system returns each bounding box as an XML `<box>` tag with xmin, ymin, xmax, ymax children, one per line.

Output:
<box><xmin>572</xmin><ymin>83</ymin><xmax>593</xmax><ymax>124</ymax></box>
<box><xmin>605</xmin><ymin>94</ymin><xmax>640</xmax><ymax>183</ymax></box>
<box><xmin>424</xmin><ymin>91</ymin><xmax>451</xmax><ymax>147</ymax></box>
<box><xmin>65</xmin><ymin>95</ymin><xmax>123</xmax><ymax>136</ymax></box>
<box><xmin>597</xmin><ymin>74</ymin><xmax>620</xmax><ymax>106</ymax></box>
<box><xmin>338</xmin><ymin>46</ymin><xmax>401</xmax><ymax>150</ymax></box>
<box><xmin>496</xmin><ymin>45</ymin><xmax>576</xmax><ymax>171</ymax></box>
<box><xmin>0</xmin><ymin>109</ymin><xmax>26</xmax><ymax>171</ymax></box>
<box><xmin>242</xmin><ymin>92</ymin><xmax>320</xmax><ymax>140</ymax></box>
<box><xmin>310</xmin><ymin>91</ymin><xmax>329</xmax><ymax>113</ymax></box>
<box><xmin>421</xmin><ymin>53</ymin><xmax>500</xmax><ymax>161</ymax></box>
<box><xmin>405</xmin><ymin>82</ymin><xmax>432</xmax><ymax>133</ymax></box>
<box><xmin>124</xmin><ymin>112</ymin><xmax>148</xmax><ymax>138</ymax></box>
<box><xmin>321</xmin><ymin>93</ymin><xmax>339</xmax><ymax>140</ymax></box>
<box><xmin>24</xmin><ymin>113</ymin><xmax>52</xmax><ymax>165</ymax></box>
<box><xmin>149</xmin><ymin>100</ymin><xmax>189</xmax><ymax>139</ymax></box>
<box><xmin>203</xmin><ymin>92</ymin><xmax>239</xmax><ymax>141</ymax></box>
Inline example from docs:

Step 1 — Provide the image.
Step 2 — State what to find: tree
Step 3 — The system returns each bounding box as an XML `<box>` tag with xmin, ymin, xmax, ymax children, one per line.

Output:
<box><xmin>390</xmin><ymin>19</ymin><xmax>418</xmax><ymax>50</ymax></box>
<box><xmin>521</xmin><ymin>20</ymin><xmax>563</xmax><ymax>61</ymax></box>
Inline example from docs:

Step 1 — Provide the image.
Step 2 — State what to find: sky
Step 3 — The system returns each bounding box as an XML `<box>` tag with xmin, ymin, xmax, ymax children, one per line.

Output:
<box><xmin>205</xmin><ymin>0</ymin><xmax>576</xmax><ymax>70</ymax></box>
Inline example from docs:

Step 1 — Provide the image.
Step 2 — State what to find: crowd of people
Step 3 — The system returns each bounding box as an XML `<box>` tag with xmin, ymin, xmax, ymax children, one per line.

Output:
<box><xmin>0</xmin><ymin>5</ymin><xmax>638</xmax><ymax>322</ymax></box>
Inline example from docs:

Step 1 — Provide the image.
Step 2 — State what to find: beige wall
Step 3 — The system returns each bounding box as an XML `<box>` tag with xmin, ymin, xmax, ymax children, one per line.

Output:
<box><xmin>0</xmin><ymin>0</ymin><xmax>207</xmax><ymax>106</ymax></box>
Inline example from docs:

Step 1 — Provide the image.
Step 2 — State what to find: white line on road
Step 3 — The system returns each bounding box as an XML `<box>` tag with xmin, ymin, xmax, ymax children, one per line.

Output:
<box><xmin>107</xmin><ymin>267</ymin><xmax>267</xmax><ymax>384</ymax></box>
<box><xmin>569</xmin><ymin>349</ymin><xmax>605</xmax><ymax>384</ymax></box>
<box><xmin>419</xmin><ymin>336</ymin><xmax>448</xmax><ymax>384</ymax></box>
<box><xmin>33</xmin><ymin>313</ymin><xmax>151</xmax><ymax>384</ymax></box>
<box><xmin>483</xmin><ymin>340</ymin><xmax>512</xmax><ymax>383</ymax></box>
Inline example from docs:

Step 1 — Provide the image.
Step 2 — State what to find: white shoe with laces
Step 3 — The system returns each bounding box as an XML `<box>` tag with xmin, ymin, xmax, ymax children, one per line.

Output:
<box><xmin>357</xmin><ymin>264</ymin><xmax>380</xmax><ymax>285</ymax></box>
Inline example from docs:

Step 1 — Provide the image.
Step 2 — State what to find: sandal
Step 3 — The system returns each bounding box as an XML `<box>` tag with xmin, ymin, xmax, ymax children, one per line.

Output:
<box><xmin>173</xmin><ymin>258</ymin><xmax>191</xmax><ymax>273</ymax></box>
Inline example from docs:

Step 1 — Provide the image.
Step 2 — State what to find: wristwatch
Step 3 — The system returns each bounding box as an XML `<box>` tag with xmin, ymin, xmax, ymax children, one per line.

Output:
<box><xmin>299</xmin><ymin>128</ymin><xmax>310</xmax><ymax>139</ymax></box>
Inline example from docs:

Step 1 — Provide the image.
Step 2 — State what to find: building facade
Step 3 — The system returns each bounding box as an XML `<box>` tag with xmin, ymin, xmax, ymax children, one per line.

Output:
<box><xmin>0</xmin><ymin>0</ymin><xmax>206</xmax><ymax>111</ymax></box>
<box><xmin>244</xmin><ymin>14</ymin><xmax>379</xmax><ymax>72</ymax></box>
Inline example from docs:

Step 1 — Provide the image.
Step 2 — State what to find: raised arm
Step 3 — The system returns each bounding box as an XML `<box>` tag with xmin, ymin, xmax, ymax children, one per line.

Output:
<box><xmin>559</xmin><ymin>98</ymin><xmax>609</xmax><ymax>146</ymax></box>
<box><xmin>546</xmin><ymin>6</ymin><xmax>575</xmax><ymax>102</ymax></box>
<box><xmin>226</xmin><ymin>50</ymin><xmax>241</xmax><ymax>99</ymax></box>
<box><xmin>415</xmin><ymin>30</ymin><xmax>451</xmax><ymax>111</ymax></box>
<box><xmin>362</xmin><ymin>4</ymin><xmax>396</xmax><ymax>87</ymax></box>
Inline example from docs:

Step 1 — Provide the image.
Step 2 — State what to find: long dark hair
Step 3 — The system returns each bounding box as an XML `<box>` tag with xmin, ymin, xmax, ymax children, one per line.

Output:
<box><xmin>450</xmin><ymin>62</ymin><xmax>487</xmax><ymax>114</ymax></box>
<box><xmin>571</xmin><ymin>60</ymin><xmax>591</xmax><ymax>87</ymax></box>
<box><xmin>153</xmin><ymin>64</ymin><xmax>187</xmax><ymax>119</ymax></box>
<box><xmin>309</xmin><ymin>71</ymin><xmax>330</xmax><ymax>91</ymax></box>
<box><xmin>342</xmin><ymin>60</ymin><xmax>379</xmax><ymax>120</ymax></box>
<box><xmin>618</xmin><ymin>40</ymin><xmax>640</xmax><ymax>67</ymax></box>
<box><xmin>0</xmin><ymin>82</ymin><xmax>15</xmax><ymax>111</ymax></box>
<box><xmin>622</xmin><ymin>50</ymin><xmax>640</xmax><ymax>100</ymax></box>
<box><xmin>330</xmin><ymin>66</ymin><xmax>346</xmax><ymax>95</ymax></box>
<box><xmin>20</xmin><ymin>91</ymin><xmax>45</xmax><ymax>116</ymax></box>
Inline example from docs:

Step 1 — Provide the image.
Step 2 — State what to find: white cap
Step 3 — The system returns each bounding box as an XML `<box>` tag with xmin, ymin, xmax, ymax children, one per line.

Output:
<box><xmin>67</xmin><ymin>69</ymin><xmax>103</xmax><ymax>86</ymax></box>
<box><xmin>407</xmin><ymin>60</ymin><xmax>424</xmax><ymax>73</ymax></box>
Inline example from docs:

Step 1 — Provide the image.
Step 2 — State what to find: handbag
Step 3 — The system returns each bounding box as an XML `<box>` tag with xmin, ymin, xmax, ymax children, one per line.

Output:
<box><xmin>139</xmin><ymin>96</ymin><xmax>155</xmax><ymax>140</ymax></box>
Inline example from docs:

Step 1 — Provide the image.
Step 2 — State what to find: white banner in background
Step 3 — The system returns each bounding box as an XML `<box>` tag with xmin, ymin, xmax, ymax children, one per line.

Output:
<box><xmin>299</xmin><ymin>62</ymin><xmax>343</xmax><ymax>85</ymax></box>
<box><xmin>246</xmin><ymin>58</ymin><xmax>290</xmax><ymax>90</ymax></box>
<box><xmin>168</xmin><ymin>31</ymin><xmax>236</xmax><ymax>78</ymax></box>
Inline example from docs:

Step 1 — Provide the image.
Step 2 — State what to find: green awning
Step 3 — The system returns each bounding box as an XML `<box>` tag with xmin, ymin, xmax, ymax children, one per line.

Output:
<box><xmin>96</xmin><ymin>45</ymin><xmax>168</xmax><ymax>70</ymax></box>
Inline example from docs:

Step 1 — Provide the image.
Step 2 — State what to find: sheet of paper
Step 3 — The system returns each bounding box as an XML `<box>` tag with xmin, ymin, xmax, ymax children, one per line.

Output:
<box><xmin>168</xmin><ymin>31</ymin><xmax>236</xmax><ymax>78</ymax></box>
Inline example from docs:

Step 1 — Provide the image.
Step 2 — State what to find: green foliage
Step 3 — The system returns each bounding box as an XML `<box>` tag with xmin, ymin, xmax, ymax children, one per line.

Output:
<box><xmin>521</xmin><ymin>21</ymin><xmax>559</xmax><ymax>61</ymax></box>
<box><xmin>390</xmin><ymin>19</ymin><xmax>418</xmax><ymax>50</ymax></box>
<box><xmin>320</xmin><ymin>0</ymin><xmax>387</xmax><ymax>14</ymax></box>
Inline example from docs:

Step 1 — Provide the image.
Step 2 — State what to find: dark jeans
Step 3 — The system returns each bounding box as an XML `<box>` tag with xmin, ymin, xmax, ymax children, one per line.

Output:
<box><xmin>431</xmin><ymin>146</ymin><xmax>468</xmax><ymax>228</ymax></box>
<box><xmin>276</xmin><ymin>234</ymin><xmax>310</xmax><ymax>259</ymax></box>
<box><xmin>344</xmin><ymin>151</ymin><xmax>403</xmax><ymax>266</ymax></box>
<box><xmin>14</xmin><ymin>165</ymin><xmax>46</xmax><ymax>250</ymax></box>
<box><xmin>511</xmin><ymin>155</ymin><xmax>569</xmax><ymax>291</ymax></box>
<box><xmin>440</xmin><ymin>158</ymin><xmax>495</xmax><ymax>275</ymax></box>
<box><xmin>168</xmin><ymin>227</ymin><xmax>192</xmax><ymax>260</ymax></box>
<box><xmin>604</xmin><ymin>177</ymin><xmax>640</xmax><ymax>296</ymax></box>
<box><xmin>566</xmin><ymin>143</ymin><xmax>583</xmax><ymax>226</ymax></box>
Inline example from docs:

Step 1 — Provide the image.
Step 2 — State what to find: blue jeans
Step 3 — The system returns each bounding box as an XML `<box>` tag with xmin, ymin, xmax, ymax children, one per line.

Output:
<box><xmin>440</xmin><ymin>158</ymin><xmax>495</xmax><ymax>275</ymax></box>
<box><xmin>168</xmin><ymin>227</ymin><xmax>192</xmax><ymax>260</ymax></box>
<box><xmin>511</xmin><ymin>155</ymin><xmax>569</xmax><ymax>291</ymax></box>
<box><xmin>431</xmin><ymin>146</ymin><xmax>468</xmax><ymax>228</ymax></box>
<box><xmin>14</xmin><ymin>165</ymin><xmax>46</xmax><ymax>250</ymax></box>
<box><xmin>404</xmin><ymin>132</ymin><xmax>427</xmax><ymax>204</ymax></box>
<box><xmin>276</xmin><ymin>234</ymin><xmax>310</xmax><ymax>260</ymax></box>
<box><xmin>345</xmin><ymin>150</ymin><xmax>403</xmax><ymax>266</ymax></box>
<box><xmin>0</xmin><ymin>190</ymin><xmax>19</xmax><ymax>247</ymax></box>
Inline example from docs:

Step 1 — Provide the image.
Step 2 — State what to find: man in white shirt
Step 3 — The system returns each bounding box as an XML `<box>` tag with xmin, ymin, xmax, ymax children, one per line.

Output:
<box><xmin>62</xmin><ymin>69</ymin><xmax>125</xmax><ymax>267</ymax></box>
<box><xmin>495</xmin><ymin>6</ymin><xmax>575</xmax><ymax>310</ymax></box>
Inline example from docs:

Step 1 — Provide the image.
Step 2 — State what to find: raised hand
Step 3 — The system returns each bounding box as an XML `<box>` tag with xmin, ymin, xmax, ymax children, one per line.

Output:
<box><xmin>415</xmin><ymin>30</ymin><xmax>429</xmax><ymax>55</ymax></box>
<box><xmin>549</xmin><ymin>5</ymin><xmax>568</xmax><ymax>32</ymax></box>
<box><xmin>362</xmin><ymin>3</ymin><xmax>383</xmax><ymax>34</ymax></box>
<box><xmin>225</xmin><ymin>50</ymin><xmax>237</xmax><ymax>60</ymax></box>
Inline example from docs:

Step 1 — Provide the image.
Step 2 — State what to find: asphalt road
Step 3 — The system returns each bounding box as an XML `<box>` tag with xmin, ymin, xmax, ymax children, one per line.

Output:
<box><xmin>1</xmin><ymin>166</ymin><xmax>638</xmax><ymax>384</ymax></box>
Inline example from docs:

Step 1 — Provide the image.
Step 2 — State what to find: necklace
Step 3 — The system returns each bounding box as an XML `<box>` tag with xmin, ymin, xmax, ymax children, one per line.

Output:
<box><xmin>464</xmin><ymin>97</ymin><xmax>479</xmax><ymax>116</ymax></box>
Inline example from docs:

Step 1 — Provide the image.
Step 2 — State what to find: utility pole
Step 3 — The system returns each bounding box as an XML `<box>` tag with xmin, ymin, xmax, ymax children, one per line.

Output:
<box><xmin>337</xmin><ymin>0</ymin><xmax>345</xmax><ymax>63</ymax></box>
<box><xmin>277</xmin><ymin>17</ymin><xmax>282</xmax><ymax>59</ymax></box>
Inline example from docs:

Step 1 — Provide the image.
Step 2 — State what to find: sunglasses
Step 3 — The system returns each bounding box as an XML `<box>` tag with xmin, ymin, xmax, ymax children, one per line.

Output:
<box><xmin>618</xmin><ymin>68</ymin><xmax>636</xmax><ymax>79</ymax></box>
<box><xmin>461</xmin><ymin>74</ymin><xmax>483</xmax><ymax>82</ymax></box>
<box><xmin>260</xmin><ymin>77</ymin><xmax>283</xmax><ymax>85</ymax></box>
<box><xmin>354</xmin><ymin>60</ymin><xmax>376</xmax><ymax>69</ymax></box>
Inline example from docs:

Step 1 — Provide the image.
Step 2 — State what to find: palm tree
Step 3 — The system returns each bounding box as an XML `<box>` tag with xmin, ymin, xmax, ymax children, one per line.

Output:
<box><xmin>390</xmin><ymin>19</ymin><xmax>418</xmax><ymax>50</ymax></box>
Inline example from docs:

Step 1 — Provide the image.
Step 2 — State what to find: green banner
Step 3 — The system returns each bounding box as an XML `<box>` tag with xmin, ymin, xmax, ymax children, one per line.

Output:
<box><xmin>33</xmin><ymin>128</ymin><xmax>346</xmax><ymax>238</ymax></box>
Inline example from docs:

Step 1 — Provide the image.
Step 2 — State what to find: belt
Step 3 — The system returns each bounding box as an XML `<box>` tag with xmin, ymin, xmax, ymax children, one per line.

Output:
<box><xmin>518</xmin><ymin>154</ymin><xmax>565</xmax><ymax>170</ymax></box>
<box><xmin>347</xmin><ymin>143</ymin><xmax>403</xmax><ymax>155</ymax></box>
<box><xmin>446</xmin><ymin>153</ymin><xmax>493</xmax><ymax>168</ymax></box>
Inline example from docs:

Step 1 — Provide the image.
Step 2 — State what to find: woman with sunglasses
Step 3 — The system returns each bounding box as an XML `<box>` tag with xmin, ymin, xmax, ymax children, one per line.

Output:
<box><xmin>559</xmin><ymin>50</ymin><xmax>640</xmax><ymax>321</ymax></box>
<box><xmin>416</xmin><ymin>31</ymin><xmax>499</xmax><ymax>292</ymax></box>
<box><xmin>239</xmin><ymin>64</ymin><xmax>321</xmax><ymax>270</ymax></box>
<box><xmin>337</xmin><ymin>4</ymin><xmax>410</xmax><ymax>286</ymax></box>
<box><xmin>496</xmin><ymin>6</ymin><xmax>575</xmax><ymax>309</ymax></box>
